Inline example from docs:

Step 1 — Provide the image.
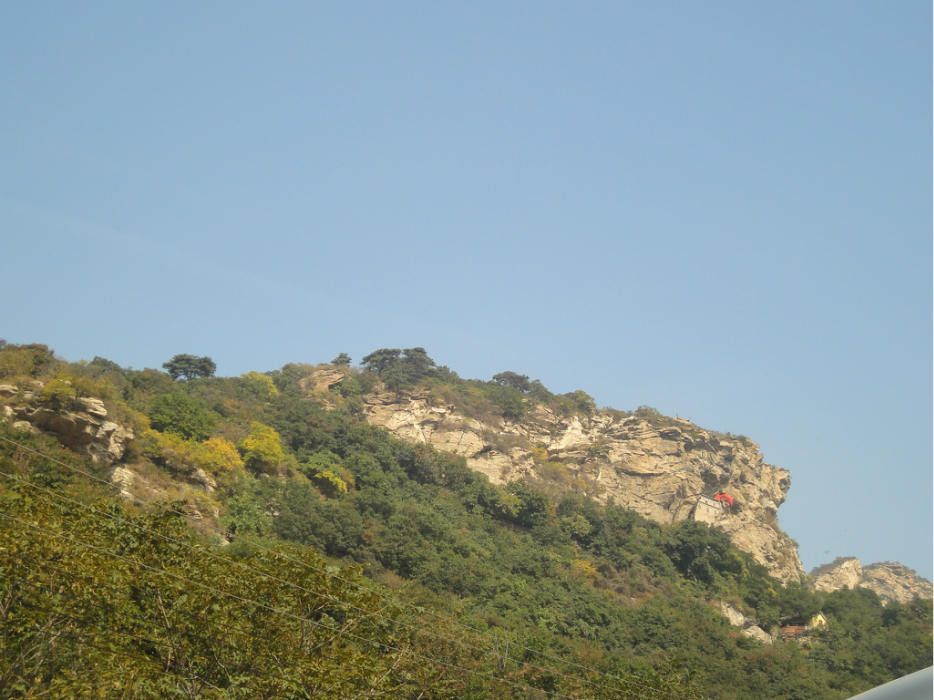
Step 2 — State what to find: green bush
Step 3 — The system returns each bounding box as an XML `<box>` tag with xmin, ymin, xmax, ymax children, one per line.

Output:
<box><xmin>148</xmin><ymin>393</ymin><xmax>218</xmax><ymax>442</ymax></box>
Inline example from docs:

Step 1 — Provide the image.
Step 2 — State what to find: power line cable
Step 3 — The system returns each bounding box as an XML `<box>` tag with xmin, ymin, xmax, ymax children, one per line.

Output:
<box><xmin>7</xmin><ymin>546</ymin><xmax>459</xmax><ymax>699</ymax></box>
<box><xmin>0</xmin><ymin>462</ymin><xmax>679</xmax><ymax>700</ymax></box>
<box><xmin>0</xmin><ymin>432</ymin><xmax>698</xmax><ymax>700</ymax></box>
<box><xmin>0</xmin><ymin>432</ymin><xmax>697</xmax><ymax>700</ymax></box>
<box><xmin>5</xmin><ymin>574</ymin><xmax>439</xmax><ymax>700</ymax></box>
<box><xmin>0</xmin><ymin>509</ymin><xmax>597</xmax><ymax>700</ymax></box>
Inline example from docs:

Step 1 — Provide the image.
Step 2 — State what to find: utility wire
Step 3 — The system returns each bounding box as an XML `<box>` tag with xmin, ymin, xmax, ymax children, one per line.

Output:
<box><xmin>0</xmin><ymin>432</ymin><xmax>698</xmax><ymax>700</ymax></box>
<box><xmin>0</xmin><ymin>509</ymin><xmax>595</xmax><ymax>700</ymax></box>
<box><xmin>0</xmin><ymin>433</ymin><xmax>695</xmax><ymax>700</ymax></box>
<box><xmin>0</xmin><ymin>462</ymin><xmax>669</xmax><ymax>700</ymax></box>
<box><xmin>8</xmin><ymin>546</ymin><xmax>461</xmax><ymax>700</ymax></box>
<box><xmin>5</xmin><ymin>574</ymin><xmax>438</xmax><ymax>700</ymax></box>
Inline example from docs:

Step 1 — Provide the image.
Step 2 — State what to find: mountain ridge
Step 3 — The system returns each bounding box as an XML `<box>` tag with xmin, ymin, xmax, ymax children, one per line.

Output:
<box><xmin>0</xmin><ymin>342</ymin><xmax>931</xmax><ymax>700</ymax></box>
<box><xmin>811</xmin><ymin>557</ymin><xmax>933</xmax><ymax>605</ymax></box>
<box><xmin>356</xmin><ymin>378</ymin><xmax>804</xmax><ymax>582</ymax></box>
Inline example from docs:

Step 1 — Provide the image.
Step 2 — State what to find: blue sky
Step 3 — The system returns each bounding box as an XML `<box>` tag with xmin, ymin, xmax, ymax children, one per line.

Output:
<box><xmin>2</xmin><ymin>2</ymin><xmax>931</xmax><ymax>579</ymax></box>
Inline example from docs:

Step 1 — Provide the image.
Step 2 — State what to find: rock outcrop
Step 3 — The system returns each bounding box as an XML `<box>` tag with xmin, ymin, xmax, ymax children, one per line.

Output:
<box><xmin>361</xmin><ymin>389</ymin><xmax>804</xmax><ymax>582</ymax></box>
<box><xmin>811</xmin><ymin>557</ymin><xmax>863</xmax><ymax>593</ymax></box>
<box><xmin>809</xmin><ymin>558</ymin><xmax>933</xmax><ymax>605</ymax></box>
<box><xmin>0</xmin><ymin>382</ymin><xmax>134</xmax><ymax>465</ymax></box>
<box><xmin>860</xmin><ymin>563</ymin><xmax>933</xmax><ymax>605</ymax></box>
<box><xmin>300</xmin><ymin>367</ymin><xmax>347</xmax><ymax>394</ymax></box>
<box><xmin>717</xmin><ymin>602</ymin><xmax>773</xmax><ymax>644</ymax></box>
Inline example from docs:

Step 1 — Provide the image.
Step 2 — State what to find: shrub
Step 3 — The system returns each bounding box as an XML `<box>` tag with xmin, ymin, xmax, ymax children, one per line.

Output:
<box><xmin>555</xmin><ymin>390</ymin><xmax>596</xmax><ymax>416</ymax></box>
<box><xmin>148</xmin><ymin>393</ymin><xmax>218</xmax><ymax>442</ymax></box>
<box><xmin>337</xmin><ymin>376</ymin><xmax>361</xmax><ymax>398</ymax></box>
<box><xmin>482</xmin><ymin>383</ymin><xmax>527</xmax><ymax>420</ymax></box>
<box><xmin>312</xmin><ymin>470</ymin><xmax>349</xmax><ymax>498</ymax></box>
<box><xmin>331</xmin><ymin>353</ymin><xmax>352</xmax><ymax>366</ymax></box>
<box><xmin>507</xmin><ymin>481</ymin><xmax>552</xmax><ymax>528</ymax></box>
<box><xmin>300</xmin><ymin>450</ymin><xmax>343</xmax><ymax>477</ymax></box>
<box><xmin>141</xmin><ymin>431</ymin><xmax>243</xmax><ymax>480</ymax></box>
<box><xmin>0</xmin><ymin>343</ymin><xmax>59</xmax><ymax>380</ymax></box>
<box><xmin>199</xmin><ymin>437</ymin><xmax>245</xmax><ymax>473</ymax></box>
<box><xmin>360</xmin><ymin>347</ymin><xmax>437</xmax><ymax>390</ymax></box>
<box><xmin>239</xmin><ymin>371</ymin><xmax>278</xmax><ymax>398</ymax></box>
<box><xmin>39</xmin><ymin>377</ymin><xmax>78</xmax><ymax>410</ymax></box>
<box><xmin>492</xmin><ymin>371</ymin><xmax>532</xmax><ymax>393</ymax></box>
<box><xmin>238</xmin><ymin>422</ymin><xmax>286</xmax><ymax>475</ymax></box>
<box><xmin>124</xmin><ymin>368</ymin><xmax>177</xmax><ymax>402</ymax></box>
<box><xmin>88</xmin><ymin>356</ymin><xmax>124</xmax><ymax>375</ymax></box>
<box><xmin>36</xmin><ymin>370</ymin><xmax>117</xmax><ymax>409</ymax></box>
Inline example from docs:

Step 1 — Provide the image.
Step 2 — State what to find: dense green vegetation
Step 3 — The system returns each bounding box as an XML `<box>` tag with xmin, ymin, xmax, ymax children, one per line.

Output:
<box><xmin>0</xmin><ymin>341</ymin><xmax>930</xmax><ymax>699</ymax></box>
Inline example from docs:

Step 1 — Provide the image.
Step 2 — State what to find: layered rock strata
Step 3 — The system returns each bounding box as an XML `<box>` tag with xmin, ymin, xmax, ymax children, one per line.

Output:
<box><xmin>861</xmin><ymin>563</ymin><xmax>933</xmax><ymax>605</ymax></box>
<box><xmin>811</xmin><ymin>558</ymin><xmax>863</xmax><ymax>593</ymax></box>
<box><xmin>811</xmin><ymin>558</ymin><xmax>933</xmax><ymax>605</ymax></box>
<box><xmin>359</xmin><ymin>385</ymin><xmax>804</xmax><ymax>582</ymax></box>
<box><xmin>0</xmin><ymin>382</ymin><xmax>133</xmax><ymax>465</ymax></box>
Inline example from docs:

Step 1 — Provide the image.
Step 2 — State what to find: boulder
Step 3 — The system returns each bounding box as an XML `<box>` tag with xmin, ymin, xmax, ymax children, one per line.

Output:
<box><xmin>190</xmin><ymin>468</ymin><xmax>217</xmax><ymax>493</ymax></box>
<box><xmin>742</xmin><ymin>625</ymin><xmax>772</xmax><ymax>644</ymax></box>
<box><xmin>111</xmin><ymin>466</ymin><xmax>137</xmax><ymax>500</ymax></box>
<box><xmin>300</xmin><ymin>367</ymin><xmax>346</xmax><ymax>393</ymax></box>
<box><xmin>12</xmin><ymin>421</ymin><xmax>40</xmax><ymax>434</ymax></box>
<box><xmin>719</xmin><ymin>602</ymin><xmax>748</xmax><ymax>628</ymax></box>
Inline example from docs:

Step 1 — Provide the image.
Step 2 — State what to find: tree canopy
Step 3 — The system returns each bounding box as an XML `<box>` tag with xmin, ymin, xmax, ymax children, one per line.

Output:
<box><xmin>147</xmin><ymin>392</ymin><xmax>218</xmax><ymax>442</ymax></box>
<box><xmin>361</xmin><ymin>347</ymin><xmax>437</xmax><ymax>390</ymax></box>
<box><xmin>162</xmin><ymin>353</ymin><xmax>217</xmax><ymax>381</ymax></box>
<box><xmin>331</xmin><ymin>352</ymin><xmax>352</xmax><ymax>366</ymax></box>
<box><xmin>493</xmin><ymin>371</ymin><xmax>533</xmax><ymax>393</ymax></box>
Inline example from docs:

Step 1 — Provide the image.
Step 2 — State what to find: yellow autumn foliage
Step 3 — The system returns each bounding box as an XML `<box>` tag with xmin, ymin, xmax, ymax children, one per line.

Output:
<box><xmin>238</xmin><ymin>422</ymin><xmax>285</xmax><ymax>475</ymax></box>
<box><xmin>240</xmin><ymin>371</ymin><xmax>279</xmax><ymax>397</ymax></box>
<box><xmin>143</xmin><ymin>430</ymin><xmax>244</xmax><ymax>476</ymax></box>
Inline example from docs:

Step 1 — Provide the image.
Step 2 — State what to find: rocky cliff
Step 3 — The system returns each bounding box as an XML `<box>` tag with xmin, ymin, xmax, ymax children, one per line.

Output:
<box><xmin>811</xmin><ymin>558</ymin><xmax>933</xmax><ymax>605</ymax></box>
<box><xmin>0</xmin><ymin>381</ymin><xmax>133</xmax><ymax>465</ymax></box>
<box><xmin>811</xmin><ymin>557</ymin><xmax>863</xmax><ymax>593</ymax></box>
<box><xmin>359</xmin><ymin>384</ymin><xmax>804</xmax><ymax>582</ymax></box>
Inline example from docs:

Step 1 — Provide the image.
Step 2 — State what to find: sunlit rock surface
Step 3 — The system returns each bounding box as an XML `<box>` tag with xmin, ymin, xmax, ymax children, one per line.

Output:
<box><xmin>363</xmin><ymin>390</ymin><xmax>804</xmax><ymax>582</ymax></box>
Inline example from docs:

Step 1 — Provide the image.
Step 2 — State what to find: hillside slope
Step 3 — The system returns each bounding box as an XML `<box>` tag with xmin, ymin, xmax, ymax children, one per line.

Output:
<box><xmin>0</xmin><ymin>342</ymin><xmax>930</xmax><ymax>700</ymax></box>
<box><xmin>361</xmin><ymin>384</ymin><xmax>803</xmax><ymax>581</ymax></box>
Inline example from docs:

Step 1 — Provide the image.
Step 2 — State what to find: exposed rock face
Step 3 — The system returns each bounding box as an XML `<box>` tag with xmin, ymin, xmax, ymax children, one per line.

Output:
<box><xmin>716</xmin><ymin>602</ymin><xmax>774</xmax><ymax>644</ymax></box>
<box><xmin>809</xmin><ymin>558</ymin><xmax>933</xmax><ymax>605</ymax></box>
<box><xmin>743</xmin><ymin>625</ymin><xmax>773</xmax><ymax>644</ymax></box>
<box><xmin>111</xmin><ymin>465</ymin><xmax>143</xmax><ymax>500</ymax></box>
<box><xmin>811</xmin><ymin>558</ymin><xmax>863</xmax><ymax>593</ymax></box>
<box><xmin>720</xmin><ymin>602</ymin><xmax>748</xmax><ymax>627</ymax></box>
<box><xmin>859</xmin><ymin>563</ymin><xmax>933</xmax><ymax>605</ymax></box>
<box><xmin>0</xmin><ymin>384</ymin><xmax>134</xmax><ymax>465</ymax></box>
<box><xmin>300</xmin><ymin>367</ymin><xmax>347</xmax><ymax>394</ymax></box>
<box><xmin>362</xmin><ymin>391</ymin><xmax>804</xmax><ymax>582</ymax></box>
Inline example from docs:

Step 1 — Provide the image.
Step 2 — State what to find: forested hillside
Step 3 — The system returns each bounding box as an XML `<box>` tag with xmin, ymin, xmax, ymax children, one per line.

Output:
<box><xmin>0</xmin><ymin>342</ymin><xmax>930</xmax><ymax>699</ymax></box>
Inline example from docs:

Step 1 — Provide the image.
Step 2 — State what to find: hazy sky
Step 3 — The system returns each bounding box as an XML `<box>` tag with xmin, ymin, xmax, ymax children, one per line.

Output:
<box><xmin>2</xmin><ymin>2</ymin><xmax>931</xmax><ymax>579</ymax></box>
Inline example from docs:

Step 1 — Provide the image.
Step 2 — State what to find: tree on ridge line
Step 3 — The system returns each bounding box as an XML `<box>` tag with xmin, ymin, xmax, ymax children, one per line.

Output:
<box><xmin>163</xmin><ymin>354</ymin><xmax>217</xmax><ymax>381</ymax></box>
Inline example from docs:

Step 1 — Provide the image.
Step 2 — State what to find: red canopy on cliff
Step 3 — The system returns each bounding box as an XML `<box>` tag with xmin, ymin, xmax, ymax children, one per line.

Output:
<box><xmin>714</xmin><ymin>493</ymin><xmax>734</xmax><ymax>507</ymax></box>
